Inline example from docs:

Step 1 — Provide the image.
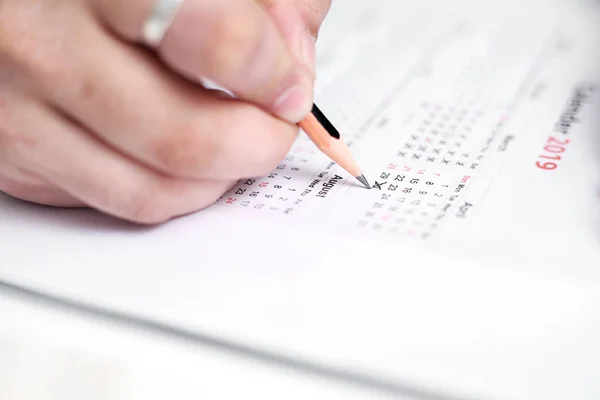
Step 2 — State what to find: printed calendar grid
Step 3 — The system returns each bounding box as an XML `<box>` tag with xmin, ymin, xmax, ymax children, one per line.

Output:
<box><xmin>215</xmin><ymin>16</ymin><xmax>558</xmax><ymax>242</ymax></box>
<box><xmin>216</xmin><ymin>98</ymin><xmax>531</xmax><ymax>241</ymax></box>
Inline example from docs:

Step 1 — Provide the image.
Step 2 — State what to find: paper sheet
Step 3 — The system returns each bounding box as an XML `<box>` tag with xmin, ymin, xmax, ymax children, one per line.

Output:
<box><xmin>209</xmin><ymin>0</ymin><xmax>600</xmax><ymax>276</ymax></box>
<box><xmin>2</xmin><ymin>0</ymin><xmax>600</xmax><ymax>399</ymax></box>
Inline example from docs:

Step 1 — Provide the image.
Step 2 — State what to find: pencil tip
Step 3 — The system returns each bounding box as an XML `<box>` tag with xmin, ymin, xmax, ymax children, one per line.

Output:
<box><xmin>356</xmin><ymin>174</ymin><xmax>371</xmax><ymax>189</ymax></box>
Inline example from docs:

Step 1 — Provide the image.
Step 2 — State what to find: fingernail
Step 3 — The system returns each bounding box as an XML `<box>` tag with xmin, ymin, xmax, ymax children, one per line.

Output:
<box><xmin>301</xmin><ymin>33</ymin><xmax>316</xmax><ymax>75</ymax></box>
<box><xmin>273</xmin><ymin>79</ymin><xmax>313</xmax><ymax>124</ymax></box>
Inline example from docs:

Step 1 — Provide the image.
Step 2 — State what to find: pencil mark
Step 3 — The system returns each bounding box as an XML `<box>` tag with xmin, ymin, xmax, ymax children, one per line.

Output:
<box><xmin>372</xmin><ymin>181</ymin><xmax>386</xmax><ymax>190</ymax></box>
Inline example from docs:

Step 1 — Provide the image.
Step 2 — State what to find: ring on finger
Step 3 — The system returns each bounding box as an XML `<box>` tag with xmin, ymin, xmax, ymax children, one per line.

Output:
<box><xmin>142</xmin><ymin>0</ymin><xmax>185</xmax><ymax>48</ymax></box>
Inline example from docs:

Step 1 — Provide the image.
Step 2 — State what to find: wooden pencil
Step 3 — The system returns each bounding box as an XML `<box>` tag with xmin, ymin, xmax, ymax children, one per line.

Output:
<box><xmin>298</xmin><ymin>104</ymin><xmax>371</xmax><ymax>189</ymax></box>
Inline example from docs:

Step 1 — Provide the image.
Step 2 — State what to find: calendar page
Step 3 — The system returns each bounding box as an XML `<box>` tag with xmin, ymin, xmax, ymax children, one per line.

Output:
<box><xmin>211</xmin><ymin>0</ymin><xmax>600</xmax><ymax>275</ymax></box>
<box><xmin>2</xmin><ymin>1</ymin><xmax>600</xmax><ymax>400</ymax></box>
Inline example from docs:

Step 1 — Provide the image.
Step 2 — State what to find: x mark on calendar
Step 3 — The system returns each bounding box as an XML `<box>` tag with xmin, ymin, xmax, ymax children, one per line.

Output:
<box><xmin>216</xmin><ymin>13</ymin><xmax>598</xmax><ymax>244</ymax></box>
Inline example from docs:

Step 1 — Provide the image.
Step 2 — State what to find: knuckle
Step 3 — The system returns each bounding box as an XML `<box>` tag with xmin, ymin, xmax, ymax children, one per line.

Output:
<box><xmin>255</xmin><ymin>145</ymin><xmax>292</xmax><ymax>177</ymax></box>
<box><xmin>298</xmin><ymin>0</ymin><xmax>332</xmax><ymax>36</ymax></box>
<box><xmin>0</xmin><ymin>6</ymin><xmax>46</xmax><ymax>75</ymax></box>
<box><xmin>217</xmin><ymin>105</ymin><xmax>297</xmax><ymax>178</ymax></box>
<box><xmin>253</xmin><ymin>130</ymin><xmax>297</xmax><ymax>177</ymax></box>
<box><xmin>208</xmin><ymin>14</ymin><xmax>260</xmax><ymax>75</ymax></box>
<box><xmin>124</xmin><ymin>179</ymin><xmax>194</xmax><ymax>225</ymax></box>
<box><xmin>0</xmin><ymin>95</ymin><xmax>26</xmax><ymax>161</ymax></box>
<box><xmin>92</xmin><ymin>0</ymin><xmax>138</xmax><ymax>41</ymax></box>
<box><xmin>153</xmin><ymin>119</ymin><xmax>219</xmax><ymax>177</ymax></box>
<box><xmin>0</xmin><ymin>174</ymin><xmax>23</xmax><ymax>198</ymax></box>
<box><xmin>123</xmin><ymin>187</ymin><xmax>171</xmax><ymax>225</ymax></box>
<box><xmin>0</xmin><ymin>2</ymin><xmax>77</xmax><ymax>91</ymax></box>
<box><xmin>0</xmin><ymin>102</ymin><xmax>11</xmax><ymax>154</ymax></box>
<box><xmin>0</xmin><ymin>7</ymin><xmax>30</xmax><ymax>65</ymax></box>
<box><xmin>0</xmin><ymin>173</ymin><xmax>44</xmax><ymax>205</ymax></box>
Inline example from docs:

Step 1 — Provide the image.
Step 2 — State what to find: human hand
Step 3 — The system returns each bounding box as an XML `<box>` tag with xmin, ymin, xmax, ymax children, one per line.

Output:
<box><xmin>0</xmin><ymin>0</ymin><xmax>331</xmax><ymax>224</ymax></box>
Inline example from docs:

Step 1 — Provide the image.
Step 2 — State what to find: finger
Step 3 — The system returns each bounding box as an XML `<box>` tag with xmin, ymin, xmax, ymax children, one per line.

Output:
<box><xmin>258</xmin><ymin>0</ymin><xmax>318</xmax><ymax>77</ymax></box>
<box><xmin>288</xmin><ymin>0</ymin><xmax>333</xmax><ymax>39</ymax></box>
<box><xmin>91</xmin><ymin>0</ymin><xmax>314</xmax><ymax>123</ymax></box>
<box><xmin>0</xmin><ymin>168</ymin><xmax>83</xmax><ymax>208</ymax></box>
<box><xmin>259</xmin><ymin>0</ymin><xmax>332</xmax><ymax>38</ymax></box>
<box><xmin>2</xmin><ymin>98</ymin><xmax>235</xmax><ymax>225</ymax></box>
<box><xmin>20</xmin><ymin>9</ymin><xmax>298</xmax><ymax>181</ymax></box>
<box><xmin>0</xmin><ymin>84</ymin><xmax>83</xmax><ymax>208</ymax></box>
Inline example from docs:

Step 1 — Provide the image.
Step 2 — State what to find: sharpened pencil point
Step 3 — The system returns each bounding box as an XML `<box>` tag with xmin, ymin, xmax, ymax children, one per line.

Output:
<box><xmin>356</xmin><ymin>174</ymin><xmax>371</xmax><ymax>189</ymax></box>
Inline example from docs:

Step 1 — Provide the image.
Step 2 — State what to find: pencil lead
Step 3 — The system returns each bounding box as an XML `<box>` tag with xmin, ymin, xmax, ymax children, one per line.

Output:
<box><xmin>356</xmin><ymin>174</ymin><xmax>371</xmax><ymax>189</ymax></box>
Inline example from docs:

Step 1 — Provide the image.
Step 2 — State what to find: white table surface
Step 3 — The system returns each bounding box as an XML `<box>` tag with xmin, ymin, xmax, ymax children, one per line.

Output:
<box><xmin>0</xmin><ymin>284</ymin><xmax>421</xmax><ymax>400</ymax></box>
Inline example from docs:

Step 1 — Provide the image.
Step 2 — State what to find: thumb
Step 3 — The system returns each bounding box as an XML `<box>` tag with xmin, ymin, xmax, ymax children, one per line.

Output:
<box><xmin>94</xmin><ymin>0</ymin><xmax>315</xmax><ymax>124</ymax></box>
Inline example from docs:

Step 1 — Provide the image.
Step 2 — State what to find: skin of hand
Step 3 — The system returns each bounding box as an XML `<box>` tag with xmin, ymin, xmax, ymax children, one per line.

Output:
<box><xmin>0</xmin><ymin>0</ymin><xmax>332</xmax><ymax>224</ymax></box>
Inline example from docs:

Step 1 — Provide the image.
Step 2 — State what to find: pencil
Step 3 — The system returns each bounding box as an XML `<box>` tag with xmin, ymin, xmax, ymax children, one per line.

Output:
<box><xmin>298</xmin><ymin>104</ymin><xmax>371</xmax><ymax>189</ymax></box>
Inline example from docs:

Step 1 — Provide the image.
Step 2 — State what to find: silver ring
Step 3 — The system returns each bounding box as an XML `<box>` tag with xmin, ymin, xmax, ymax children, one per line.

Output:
<box><xmin>142</xmin><ymin>0</ymin><xmax>185</xmax><ymax>47</ymax></box>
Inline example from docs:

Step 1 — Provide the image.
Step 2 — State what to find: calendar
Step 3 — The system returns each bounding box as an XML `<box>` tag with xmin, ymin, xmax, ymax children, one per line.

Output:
<box><xmin>2</xmin><ymin>2</ymin><xmax>600</xmax><ymax>399</ymax></box>
<box><xmin>213</xmin><ymin>0</ymin><xmax>600</xmax><ymax>255</ymax></box>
